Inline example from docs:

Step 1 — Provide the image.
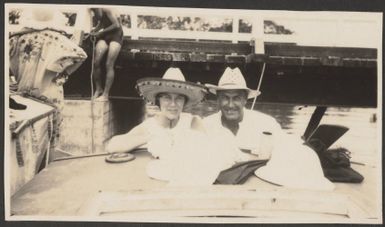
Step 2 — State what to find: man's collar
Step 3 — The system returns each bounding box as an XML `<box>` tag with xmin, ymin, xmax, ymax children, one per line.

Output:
<box><xmin>221</xmin><ymin>115</ymin><xmax>240</xmax><ymax>135</ymax></box>
<box><xmin>239</xmin><ymin>108</ymin><xmax>247</xmax><ymax>125</ymax></box>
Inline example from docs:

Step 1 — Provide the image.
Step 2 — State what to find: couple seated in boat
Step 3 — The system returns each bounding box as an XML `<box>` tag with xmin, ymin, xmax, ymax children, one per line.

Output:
<box><xmin>107</xmin><ymin>67</ymin><xmax>333</xmax><ymax>190</ymax></box>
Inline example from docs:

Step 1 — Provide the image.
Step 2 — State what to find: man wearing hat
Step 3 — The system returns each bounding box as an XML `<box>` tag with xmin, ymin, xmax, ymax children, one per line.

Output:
<box><xmin>204</xmin><ymin>67</ymin><xmax>282</xmax><ymax>160</ymax></box>
<box><xmin>204</xmin><ymin>67</ymin><xmax>335</xmax><ymax>190</ymax></box>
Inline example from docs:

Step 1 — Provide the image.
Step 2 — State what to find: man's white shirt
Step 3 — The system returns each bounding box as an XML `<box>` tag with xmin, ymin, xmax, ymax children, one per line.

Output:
<box><xmin>203</xmin><ymin>108</ymin><xmax>283</xmax><ymax>160</ymax></box>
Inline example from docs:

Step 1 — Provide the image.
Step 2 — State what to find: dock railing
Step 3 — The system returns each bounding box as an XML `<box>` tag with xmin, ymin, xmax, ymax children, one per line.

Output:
<box><xmin>6</xmin><ymin>5</ymin><xmax>381</xmax><ymax>49</ymax></box>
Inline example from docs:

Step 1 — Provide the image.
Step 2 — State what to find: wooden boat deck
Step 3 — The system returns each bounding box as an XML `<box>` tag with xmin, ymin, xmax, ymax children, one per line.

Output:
<box><xmin>10</xmin><ymin>149</ymin><xmax>380</xmax><ymax>223</ymax></box>
<box><xmin>9</xmin><ymin>104</ymin><xmax>380</xmax><ymax>222</ymax></box>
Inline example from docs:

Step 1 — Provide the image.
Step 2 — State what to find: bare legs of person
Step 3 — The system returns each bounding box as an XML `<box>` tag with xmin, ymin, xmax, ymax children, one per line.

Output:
<box><xmin>98</xmin><ymin>41</ymin><xmax>121</xmax><ymax>101</ymax></box>
<box><xmin>92</xmin><ymin>40</ymin><xmax>122</xmax><ymax>101</ymax></box>
<box><xmin>92</xmin><ymin>40</ymin><xmax>108</xmax><ymax>100</ymax></box>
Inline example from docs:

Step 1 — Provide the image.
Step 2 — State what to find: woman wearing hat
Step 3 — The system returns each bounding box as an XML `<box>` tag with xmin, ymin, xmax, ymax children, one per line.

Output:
<box><xmin>106</xmin><ymin>67</ymin><xmax>206</xmax><ymax>155</ymax></box>
<box><xmin>10</xmin><ymin>8</ymin><xmax>87</xmax><ymax>109</ymax></box>
<box><xmin>106</xmin><ymin>67</ymin><xmax>246</xmax><ymax>185</ymax></box>
<box><xmin>9</xmin><ymin>8</ymin><xmax>87</xmax><ymax>160</ymax></box>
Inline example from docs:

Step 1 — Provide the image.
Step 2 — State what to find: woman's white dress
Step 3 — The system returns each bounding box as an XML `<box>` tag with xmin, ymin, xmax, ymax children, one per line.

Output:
<box><xmin>142</xmin><ymin>113</ymin><xmax>247</xmax><ymax>186</ymax></box>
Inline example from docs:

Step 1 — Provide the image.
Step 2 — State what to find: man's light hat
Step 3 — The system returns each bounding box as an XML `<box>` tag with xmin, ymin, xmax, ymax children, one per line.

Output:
<box><xmin>255</xmin><ymin>134</ymin><xmax>335</xmax><ymax>191</ymax></box>
<box><xmin>136</xmin><ymin>67</ymin><xmax>207</xmax><ymax>107</ymax></box>
<box><xmin>206</xmin><ymin>67</ymin><xmax>260</xmax><ymax>99</ymax></box>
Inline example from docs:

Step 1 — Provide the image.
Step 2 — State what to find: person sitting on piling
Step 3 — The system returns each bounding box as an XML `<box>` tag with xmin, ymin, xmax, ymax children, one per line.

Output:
<box><xmin>89</xmin><ymin>8</ymin><xmax>123</xmax><ymax>101</ymax></box>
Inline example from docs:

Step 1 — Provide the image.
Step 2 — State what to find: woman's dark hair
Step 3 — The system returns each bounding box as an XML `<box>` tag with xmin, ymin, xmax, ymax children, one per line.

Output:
<box><xmin>154</xmin><ymin>93</ymin><xmax>188</xmax><ymax>107</ymax></box>
<box><xmin>90</xmin><ymin>8</ymin><xmax>103</xmax><ymax>20</ymax></box>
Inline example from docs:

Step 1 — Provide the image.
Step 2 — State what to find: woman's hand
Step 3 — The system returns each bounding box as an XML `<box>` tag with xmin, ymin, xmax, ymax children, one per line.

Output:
<box><xmin>105</xmin><ymin>138</ymin><xmax>117</xmax><ymax>154</ymax></box>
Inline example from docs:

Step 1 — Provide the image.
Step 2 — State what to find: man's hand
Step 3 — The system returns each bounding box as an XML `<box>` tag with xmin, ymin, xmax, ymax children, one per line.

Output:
<box><xmin>89</xmin><ymin>23</ymin><xmax>103</xmax><ymax>38</ymax></box>
<box><xmin>90</xmin><ymin>31</ymin><xmax>101</xmax><ymax>39</ymax></box>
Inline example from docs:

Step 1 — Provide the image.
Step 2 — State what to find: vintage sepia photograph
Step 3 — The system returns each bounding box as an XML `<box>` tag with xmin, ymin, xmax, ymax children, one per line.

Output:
<box><xmin>4</xmin><ymin>2</ymin><xmax>383</xmax><ymax>224</ymax></box>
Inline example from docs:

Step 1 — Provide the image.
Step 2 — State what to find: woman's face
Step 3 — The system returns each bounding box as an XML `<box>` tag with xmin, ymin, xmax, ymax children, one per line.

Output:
<box><xmin>158</xmin><ymin>92</ymin><xmax>186</xmax><ymax>120</ymax></box>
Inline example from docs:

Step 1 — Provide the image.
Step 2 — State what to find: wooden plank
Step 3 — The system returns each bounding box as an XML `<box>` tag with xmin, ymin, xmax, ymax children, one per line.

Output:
<box><xmin>122</xmin><ymin>39</ymin><xmax>252</xmax><ymax>55</ymax></box>
<box><xmin>117</xmin><ymin>43</ymin><xmax>376</xmax><ymax>67</ymax></box>
<box><xmin>265</xmin><ymin>44</ymin><xmax>377</xmax><ymax>59</ymax></box>
<box><xmin>171</xmin><ymin>53</ymin><xmax>190</xmax><ymax>61</ymax></box>
<box><xmin>58</xmin><ymin>100</ymin><xmax>113</xmax><ymax>155</ymax></box>
<box><xmin>268</xmin><ymin>56</ymin><xmax>322</xmax><ymax>66</ymax></box>
<box><xmin>342</xmin><ymin>59</ymin><xmax>377</xmax><ymax>68</ymax></box>
<box><xmin>153</xmin><ymin>53</ymin><xmax>173</xmax><ymax>61</ymax></box>
<box><xmin>11</xmin><ymin>151</ymin><xmax>379</xmax><ymax>221</ymax></box>
<box><xmin>225</xmin><ymin>55</ymin><xmax>246</xmax><ymax>64</ymax></box>
<box><xmin>97</xmin><ymin>209</ymin><xmax>349</xmax><ymax>221</ymax></box>
<box><xmin>121</xmin><ymin>51</ymin><xmax>135</xmax><ymax>60</ymax></box>
<box><xmin>268</xmin><ymin>56</ymin><xmax>309</xmax><ymax>66</ymax></box>
<box><xmin>246</xmin><ymin>54</ymin><xmax>266</xmax><ymax>63</ymax></box>
<box><xmin>122</xmin><ymin>40</ymin><xmax>377</xmax><ymax>60</ymax></box>
<box><xmin>78</xmin><ymin>188</ymin><xmax>350</xmax><ymax>217</ymax></box>
<box><xmin>134</xmin><ymin>52</ymin><xmax>154</xmax><ymax>61</ymax></box>
<box><xmin>117</xmin><ymin>52</ymin><xmax>376</xmax><ymax>67</ymax></box>
<box><xmin>10</xmin><ymin>115</ymin><xmax>52</xmax><ymax>195</ymax></box>
<box><xmin>190</xmin><ymin>54</ymin><xmax>207</xmax><ymax>62</ymax></box>
<box><xmin>207</xmin><ymin>54</ymin><xmax>225</xmax><ymax>63</ymax></box>
<box><xmin>321</xmin><ymin>56</ymin><xmax>343</xmax><ymax>66</ymax></box>
<box><xmin>266</xmin><ymin>56</ymin><xmax>376</xmax><ymax>67</ymax></box>
<box><xmin>302</xmin><ymin>57</ymin><xmax>322</xmax><ymax>66</ymax></box>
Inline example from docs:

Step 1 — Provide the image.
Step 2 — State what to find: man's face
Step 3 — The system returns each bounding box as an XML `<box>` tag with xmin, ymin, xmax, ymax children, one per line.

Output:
<box><xmin>217</xmin><ymin>90</ymin><xmax>247</xmax><ymax>122</ymax></box>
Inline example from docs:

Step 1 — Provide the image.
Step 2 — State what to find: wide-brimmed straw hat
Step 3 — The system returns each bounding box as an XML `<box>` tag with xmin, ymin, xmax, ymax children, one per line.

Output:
<box><xmin>19</xmin><ymin>8</ymin><xmax>67</xmax><ymax>30</ymax></box>
<box><xmin>136</xmin><ymin>67</ymin><xmax>207</xmax><ymax>106</ymax></box>
<box><xmin>255</xmin><ymin>135</ymin><xmax>335</xmax><ymax>191</ymax></box>
<box><xmin>205</xmin><ymin>67</ymin><xmax>260</xmax><ymax>99</ymax></box>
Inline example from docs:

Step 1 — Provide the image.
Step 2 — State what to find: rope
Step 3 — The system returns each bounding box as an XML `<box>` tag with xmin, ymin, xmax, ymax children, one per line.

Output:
<box><xmin>250</xmin><ymin>62</ymin><xmax>266</xmax><ymax>110</ymax></box>
<box><xmin>108</xmin><ymin>96</ymin><xmax>142</xmax><ymax>100</ymax></box>
<box><xmin>46</xmin><ymin>114</ymin><xmax>54</xmax><ymax>166</ymax></box>
<box><xmin>90</xmin><ymin>35</ymin><xmax>97</xmax><ymax>153</ymax></box>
